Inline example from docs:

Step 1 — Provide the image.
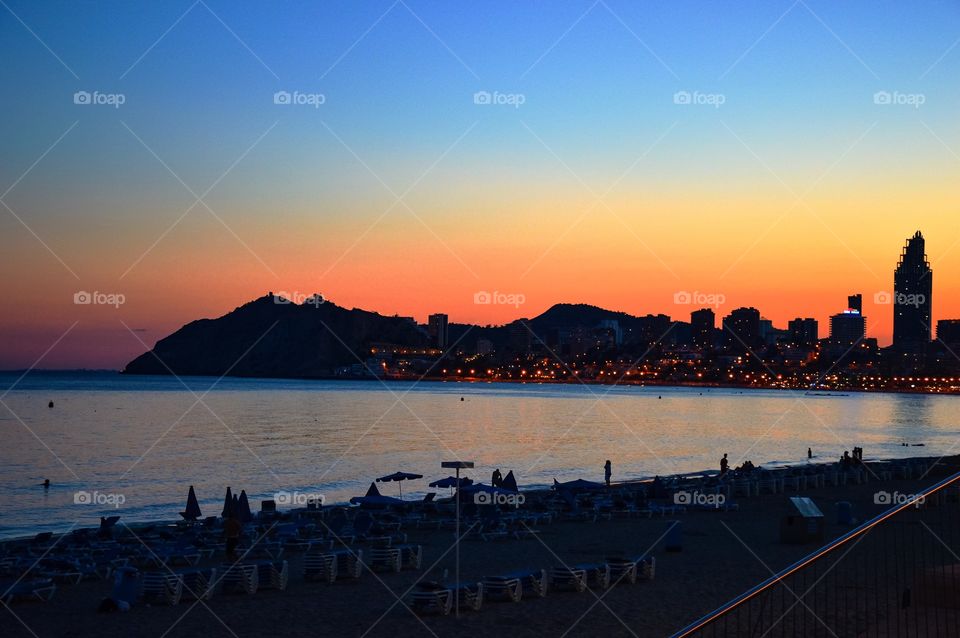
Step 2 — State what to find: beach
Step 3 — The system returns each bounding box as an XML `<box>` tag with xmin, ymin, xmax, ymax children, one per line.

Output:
<box><xmin>3</xmin><ymin>455</ymin><xmax>958</xmax><ymax>638</ymax></box>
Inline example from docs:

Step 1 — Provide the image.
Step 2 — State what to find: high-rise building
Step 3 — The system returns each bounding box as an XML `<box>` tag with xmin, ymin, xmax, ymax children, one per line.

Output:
<box><xmin>722</xmin><ymin>307</ymin><xmax>761</xmax><ymax>350</ymax></box>
<box><xmin>690</xmin><ymin>308</ymin><xmax>715</xmax><ymax>350</ymax></box>
<box><xmin>427</xmin><ymin>313</ymin><xmax>449</xmax><ymax>349</ymax></box>
<box><xmin>788</xmin><ymin>318</ymin><xmax>818</xmax><ymax>347</ymax></box>
<box><xmin>829</xmin><ymin>310</ymin><xmax>866</xmax><ymax>347</ymax></box>
<box><xmin>936</xmin><ymin>320</ymin><xmax>960</xmax><ymax>348</ymax></box>
<box><xmin>847</xmin><ymin>294</ymin><xmax>862</xmax><ymax>313</ymax></box>
<box><xmin>893</xmin><ymin>231</ymin><xmax>932</xmax><ymax>351</ymax></box>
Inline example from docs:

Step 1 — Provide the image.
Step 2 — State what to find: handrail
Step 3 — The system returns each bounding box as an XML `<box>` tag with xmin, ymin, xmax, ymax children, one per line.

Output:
<box><xmin>670</xmin><ymin>467</ymin><xmax>960</xmax><ymax>638</ymax></box>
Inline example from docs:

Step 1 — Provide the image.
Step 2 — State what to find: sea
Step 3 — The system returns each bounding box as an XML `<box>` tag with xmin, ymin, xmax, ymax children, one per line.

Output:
<box><xmin>1</xmin><ymin>371</ymin><xmax>956</xmax><ymax>539</ymax></box>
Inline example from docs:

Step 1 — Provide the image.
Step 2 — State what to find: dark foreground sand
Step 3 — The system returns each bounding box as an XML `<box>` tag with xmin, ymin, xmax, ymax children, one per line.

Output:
<box><xmin>2</xmin><ymin>461</ymin><xmax>958</xmax><ymax>638</ymax></box>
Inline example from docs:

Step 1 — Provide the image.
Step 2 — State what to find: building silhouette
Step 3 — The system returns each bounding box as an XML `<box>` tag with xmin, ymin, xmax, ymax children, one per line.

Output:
<box><xmin>829</xmin><ymin>310</ymin><xmax>866</xmax><ymax>347</ymax></box>
<box><xmin>690</xmin><ymin>308</ymin><xmax>715</xmax><ymax>350</ymax></box>
<box><xmin>788</xmin><ymin>318</ymin><xmax>818</xmax><ymax>347</ymax></box>
<box><xmin>848</xmin><ymin>294</ymin><xmax>862</xmax><ymax>313</ymax></box>
<box><xmin>427</xmin><ymin>313</ymin><xmax>449</xmax><ymax>349</ymax></box>
<box><xmin>723</xmin><ymin>307</ymin><xmax>761</xmax><ymax>350</ymax></box>
<box><xmin>936</xmin><ymin>320</ymin><xmax>960</xmax><ymax>349</ymax></box>
<box><xmin>893</xmin><ymin>231</ymin><xmax>932</xmax><ymax>351</ymax></box>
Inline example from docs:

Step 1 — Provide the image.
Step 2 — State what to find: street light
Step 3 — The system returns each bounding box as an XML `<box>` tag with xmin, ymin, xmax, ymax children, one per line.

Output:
<box><xmin>441</xmin><ymin>460</ymin><xmax>474</xmax><ymax>617</ymax></box>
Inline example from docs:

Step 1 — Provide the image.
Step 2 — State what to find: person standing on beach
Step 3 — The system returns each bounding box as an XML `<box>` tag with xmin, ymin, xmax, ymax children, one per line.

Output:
<box><xmin>491</xmin><ymin>468</ymin><xmax>503</xmax><ymax>488</ymax></box>
<box><xmin>720</xmin><ymin>453</ymin><xmax>729</xmax><ymax>475</ymax></box>
<box><xmin>604</xmin><ymin>460</ymin><xmax>612</xmax><ymax>486</ymax></box>
<box><xmin>808</xmin><ymin>448</ymin><xmax>812</xmax><ymax>460</ymax></box>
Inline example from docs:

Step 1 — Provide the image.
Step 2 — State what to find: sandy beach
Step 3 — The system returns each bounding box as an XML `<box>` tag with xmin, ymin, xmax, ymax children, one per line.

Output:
<box><xmin>3</xmin><ymin>455</ymin><xmax>958</xmax><ymax>638</ymax></box>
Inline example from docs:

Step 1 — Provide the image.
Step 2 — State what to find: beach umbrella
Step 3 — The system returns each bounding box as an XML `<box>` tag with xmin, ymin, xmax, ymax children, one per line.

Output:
<box><xmin>349</xmin><ymin>482</ymin><xmax>405</xmax><ymax>507</ymax></box>
<box><xmin>238</xmin><ymin>490</ymin><xmax>253</xmax><ymax>522</ymax></box>
<box><xmin>501</xmin><ymin>470</ymin><xmax>519</xmax><ymax>493</ymax></box>
<box><xmin>221</xmin><ymin>486</ymin><xmax>234</xmax><ymax>518</ymax></box>
<box><xmin>180</xmin><ymin>485</ymin><xmax>202</xmax><ymax>521</ymax></box>
<box><xmin>429</xmin><ymin>475</ymin><xmax>473</xmax><ymax>496</ymax></box>
<box><xmin>376</xmin><ymin>471</ymin><xmax>423</xmax><ymax>500</ymax></box>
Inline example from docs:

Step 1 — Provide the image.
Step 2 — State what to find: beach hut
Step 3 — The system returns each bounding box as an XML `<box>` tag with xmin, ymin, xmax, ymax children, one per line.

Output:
<box><xmin>376</xmin><ymin>471</ymin><xmax>423</xmax><ymax>500</ymax></box>
<box><xmin>180</xmin><ymin>485</ymin><xmax>202</xmax><ymax>521</ymax></box>
<box><xmin>780</xmin><ymin>496</ymin><xmax>825</xmax><ymax>544</ymax></box>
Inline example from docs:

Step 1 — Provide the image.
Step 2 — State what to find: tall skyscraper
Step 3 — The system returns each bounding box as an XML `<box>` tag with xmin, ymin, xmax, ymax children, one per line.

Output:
<box><xmin>893</xmin><ymin>231</ymin><xmax>932</xmax><ymax>351</ymax></box>
<box><xmin>427</xmin><ymin>313</ymin><xmax>449</xmax><ymax>349</ymax></box>
<box><xmin>690</xmin><ymin>308</ymin><xmax>715</xmax><ymax>350</ymax></box>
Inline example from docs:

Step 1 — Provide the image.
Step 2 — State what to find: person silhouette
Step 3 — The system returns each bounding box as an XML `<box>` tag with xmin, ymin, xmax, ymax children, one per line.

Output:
<box><xmin>720</xmin><ymin>453</ymin><xmax>729</xmax><ymax>475</ymax></box>
<box><xmin>42</xmin><ymin>479</ymin><xmax>50</xmax><ymax>489</ymax></box>
<box><xmin>807</xmin><ymin>447</ymin><xmax>812</xmax><ymax>460</ymax></box>
<box><xmin>491</xmin><ymin>468</ymin><xmax>503</xmax><ymax>488</ymax></box>
<box><xmin>604</xmin><ymin>460</ymin><xmax>612</xmax><ymax>487</ymax></box>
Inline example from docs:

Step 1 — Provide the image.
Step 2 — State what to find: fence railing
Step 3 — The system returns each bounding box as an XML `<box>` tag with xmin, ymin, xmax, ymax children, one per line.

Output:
<box><xmin>671</xmin><ymin>468</ymin><xmax>960</xmax><ymax>638</ymax></box>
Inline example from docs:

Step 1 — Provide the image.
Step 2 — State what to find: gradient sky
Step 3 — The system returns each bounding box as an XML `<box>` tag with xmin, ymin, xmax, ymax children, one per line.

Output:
<box><xmin>1</xmin><ymin>0</ymin><xmax>959</xmax><ymax>368</ymax></box>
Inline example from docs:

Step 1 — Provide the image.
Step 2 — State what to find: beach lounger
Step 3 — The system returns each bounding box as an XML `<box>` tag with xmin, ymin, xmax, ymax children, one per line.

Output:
<box><xmin>368</xmin><ymin>547</ymin><xmax>401</xmax><ymax>573</ymax></box>
<box><xmin>453</xmin><ymin>581</ymin><xmax>483</xmax><ymax>610</ymax></box>
<box><xmin>396</xmin><ymin>544</ymin><xmax>423</xmax><ymax>570</ymax></box>
<box><xmin>606</xmin><ymin>557</ymin><xmax>638</xmax><ymax>585</ymax></box>
<box><xmin>303</xmin><ymin>552</ymin><xmax>338</xmax><ymax>583</ymax></box>
<box><xmin>218</xmin><ymin>563</ymin><xmax>258</xmax><ymax>594</ymax></box>
<box><xmin>329</xmin><ymin>549</ymin><xmax>363</xmax><ymax>579</ymax></box>
<box><xmin>550</xmin><ymin>566</ymin><xmax>587</xmax><ymax>592</ymax></box>
<box><xmin>410</xmin><ymin>585</ymin><xmax>452</xmax><ymax>615</ymax></box>
<box><xmin>1</xmin><ymin>578</ymin><xmax>56</xmax><ymax>604</ymax></box>
<box><xmin>482</xmin><ymin>575</ymin><xmax>522</xmax><ymax>602</ymax></box>
<box><xmin>575</xmin><ymin>563</ymin><xmax>610</xmax><ymax>590</ymax></box>
<box><xmin>247</xmin><ymin>560</ymin><xmax>288</xmax><ymax>591</ymax></box>
<box><xmin>141</xmin><ymin>572</ymin><xmax>183</xmax><ymax>605</ymax></box>
<box><xmin>175</xmin><ymin>567</ymin><xmax>217</xmax><ymax>600</ymax></box>
<box><xmin>486</xmin><ymin>569</ymin><xmax>547</xmax><ymax>600</ymax></box>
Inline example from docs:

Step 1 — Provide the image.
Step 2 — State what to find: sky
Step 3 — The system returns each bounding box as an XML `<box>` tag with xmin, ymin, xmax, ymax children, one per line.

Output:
<box><xmin>1</xmin><ymin>0</ymin><xmax>958</xmax><ymax>369</ymax></box>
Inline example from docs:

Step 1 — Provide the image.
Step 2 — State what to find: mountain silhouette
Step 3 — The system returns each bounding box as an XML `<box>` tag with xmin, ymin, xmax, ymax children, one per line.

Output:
<box><xmin>123</xmin><ymin>296</ymin><xmax>680</xmax><ymax>378</ymax></box>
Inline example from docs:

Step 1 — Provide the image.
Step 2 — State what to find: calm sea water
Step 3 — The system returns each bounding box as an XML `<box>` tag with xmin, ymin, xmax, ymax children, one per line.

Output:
<box><xmin>1</xmin><ymin>371</ymin><xmax>957</xmax><ymax>539</ymax></box>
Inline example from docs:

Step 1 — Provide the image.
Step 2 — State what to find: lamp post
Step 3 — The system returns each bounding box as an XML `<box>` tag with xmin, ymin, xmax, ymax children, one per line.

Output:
<box><xmin>441</xmin><ymin>460</ymin><xmax>474</xmax><ymax>617</ymax></box>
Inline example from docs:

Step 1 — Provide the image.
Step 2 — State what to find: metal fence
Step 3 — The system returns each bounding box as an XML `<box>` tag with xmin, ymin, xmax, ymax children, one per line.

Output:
<box><xmin>672</xmin><ymin>469</ymin><xmax>960</xmax><ymax>638</ymax></box>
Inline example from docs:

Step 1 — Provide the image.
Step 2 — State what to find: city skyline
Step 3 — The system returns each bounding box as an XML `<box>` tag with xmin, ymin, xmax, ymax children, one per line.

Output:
<box><xmin>2</xmin><ymin>1</ymin><xmax>959</xmax><ymax>368</ymax></box>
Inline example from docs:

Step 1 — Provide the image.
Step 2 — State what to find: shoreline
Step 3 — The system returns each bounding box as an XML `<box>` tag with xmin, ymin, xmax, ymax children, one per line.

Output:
<box><xmin>6</xmin><ymin>368</ymin><xmax>960</xmax><ymax>397</ymax></box>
